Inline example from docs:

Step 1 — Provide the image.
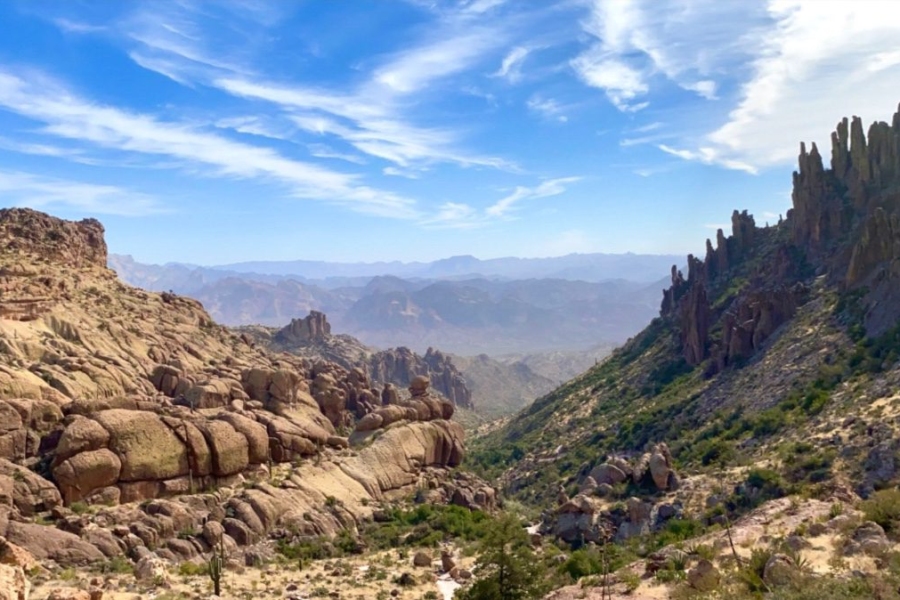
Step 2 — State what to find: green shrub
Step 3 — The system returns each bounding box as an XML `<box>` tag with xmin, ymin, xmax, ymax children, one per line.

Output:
<box><xmin>862</xmin><ymin>489</ymin><xmax>900</xmax><ymax>532</ymax></box>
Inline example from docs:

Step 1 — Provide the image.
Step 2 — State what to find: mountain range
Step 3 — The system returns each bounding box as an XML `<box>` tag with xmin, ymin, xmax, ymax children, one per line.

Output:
<box><xmin>110</xmin><ymin>254</ymin><xmax>673</xmax><ymax>356</ymax></box>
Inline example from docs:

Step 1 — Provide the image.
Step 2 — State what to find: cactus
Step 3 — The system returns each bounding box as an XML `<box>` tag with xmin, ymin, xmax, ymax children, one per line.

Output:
<box><xmin>208</xmin><ymin>538</ymin><xmax>225</xmax><ymax>595</ymax></box>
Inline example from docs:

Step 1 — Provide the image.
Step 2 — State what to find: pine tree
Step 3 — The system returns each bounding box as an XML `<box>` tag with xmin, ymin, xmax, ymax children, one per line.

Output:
<box><xmin>456</xmin><ymin>513</ymin><xmax>545</xmax><ymax>600</ymax></box>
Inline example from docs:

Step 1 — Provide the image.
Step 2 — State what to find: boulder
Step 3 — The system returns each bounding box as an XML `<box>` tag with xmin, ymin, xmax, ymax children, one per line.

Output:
<box><xmin>197</xmin><ymin>420</ymin><xmax>249</xmax><ymax>477</ymax></box>
<box><xmin>648</xmin><ymin>452</ymin><xmax>671</xmax><ymax>490</ymax></box>
<box><xmin>53</xmin><ymin>449</ymin><xmax>121</xmax><ymax>504</ymax></box>
<box><xmin>589</xmin><ymin>463</ymin><xmax>627</xmax><ymax>486</ymax></box>
<box><xmin>134</xmin><ymin>554</ymin><xmax>170</xmax><ymax>585</ymax></box>
<box><xmin>53</xmin><ymin>417</ymin><xmax>110</xmax><ymax>465</ymax></box>
<box><xmin>5</xmin><ymin>522</ymin><xmax>104</xmax><ymax>565</ymax></box>
<box><xmin>413</xmin><ymin>550</ymin><xmax>432</xmax><ymax>567</ymax></box>
<box><xmin>441</xmin><ymin>549</ymin><xmax>456</xmax><ymax>573</ymax></box>
<box><xmin>46</xmin><ymin>590</ymin><xmax>91</xmax><ymax>600</ymax></box>
<box><xmin>763</xmin><ymin>554</ymin><xmax>796</xmax><ymax>587</ymax></box>
<box><xmin>846</xmin><ymin>521</ymin><xmax>891</xmax><ymax>556</ymax></box>
<box><xmin>687</xmin><ymin>559</ymin><xmax>720</xmax><ymax>591</ymax></box>
<box><xmin>0</xmin><ymin>460</ymin><xmax>62</xmax><ymax>515</ymax></box>
<box><xmin>92</xmin><ymin>410</ymin><xmax>187</xmax><ymax>482</ymax></box>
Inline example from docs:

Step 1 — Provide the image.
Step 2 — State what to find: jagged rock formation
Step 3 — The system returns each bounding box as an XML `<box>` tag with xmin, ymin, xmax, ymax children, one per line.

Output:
<box><xmin>247</xmin><ymin>313</ymin><xmax>475</xmax><ymax>409</ymax></box>
<box><xmin>0</xmin><ymin>209</ymin><xmax>482</xmax><ymax>567</ymax></box>
<box><xmin>475</xmin><ymin>102</ymin><xmax>900</xmax><ymax>512</ymax></box>
<box><xmin>659</xmin><ymin>104</ymin><xmax>900</xmax><ymax>372</ymax></box>
<box><xmin>370</xmin><ymin>346</ymin><xmax>473</xmax><ymax>409</ymax></box>
<box><xmin>273</xmin><ymin>310</ymin><xmax>331</xmax><ymax>344</ymax></box>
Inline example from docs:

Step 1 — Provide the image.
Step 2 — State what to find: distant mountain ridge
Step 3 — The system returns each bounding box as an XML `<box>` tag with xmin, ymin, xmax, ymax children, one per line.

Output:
<box><xmin>111</xmin><ymin>253</ymin><xmax>671</xmax><ymax>356</ymax></box>
<box><xmin>117</xmin><ymin>251</ymin><xmax>681</xmax><ymax>284</ymax></box>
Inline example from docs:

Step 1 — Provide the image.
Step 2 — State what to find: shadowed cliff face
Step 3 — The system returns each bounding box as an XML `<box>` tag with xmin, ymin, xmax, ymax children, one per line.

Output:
<box><xmin>661</xmin><ymin>104</ymin><xmax>900</xmax><ymax>374</ymax></box>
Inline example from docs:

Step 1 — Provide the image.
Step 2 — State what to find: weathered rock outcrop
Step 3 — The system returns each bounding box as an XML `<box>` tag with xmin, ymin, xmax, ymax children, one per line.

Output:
<box><xmin>369</xmin><ymin>346</ymin><xmax>473</xmax><ymax>409</ymax></box>
<box><xmin>251</xmin><ymin>312</ymin><xmax>474</xmax><ymax>409</ymax></box>
<box><xmin>0</xmin><ymin>208</ymin><xmax>478</xmax><ymax>568</ymax></box>
<box><xmin>274</xmin><ymin>310</ymin><xmax>331</xmax><ymax>344</ymax></box>
<box><xmin>660</xmin><ymin>106</ymin><xmax>900</xmax><ymax>371</ymax></box>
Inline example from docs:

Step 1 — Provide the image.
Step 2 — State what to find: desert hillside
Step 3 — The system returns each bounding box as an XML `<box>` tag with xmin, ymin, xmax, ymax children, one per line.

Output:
<box><xmin>0</xmin><ymin>207</ymin><xmax>496</xmax><ymax>600</ymax></box>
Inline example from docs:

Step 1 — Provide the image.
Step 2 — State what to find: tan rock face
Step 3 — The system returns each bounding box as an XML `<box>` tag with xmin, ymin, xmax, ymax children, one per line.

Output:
<box><xmin>0</xmin><ymin>208</ymin><xmax>477</xmax><ymax>570</ymax></box>
<box><xmin>0</xmin><ymin>563</ymin><xmax>29</xmax><ymax>600</ymax></box>
<box><xmin>274</xmin><ymin>311</ymin><xmax>331</xmax><ymax>344</ymax></box>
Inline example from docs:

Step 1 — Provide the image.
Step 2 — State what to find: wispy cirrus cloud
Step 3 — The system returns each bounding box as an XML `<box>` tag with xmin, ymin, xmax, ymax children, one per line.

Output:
<box><xmin>493</xmin><ymin>46</ymin><xmax>531</xmax><ymax>83</ymax></box>
<box><xmin>52</xmin><ymin>18</ymin><xmax>106</xmax><ymax>34</ymax></box>
<box><xmin>487</xmin><ymin>177</ymin><xmax>582</xmax><ymax>218</ymax></box>
<box><xmin>419</xmin><ymin>176</ymin><xmax>582</xmax><ymax>229</ymax></box>
<box><xmin>571</xmin><ymin>0</ymin><xmax>767</xmax><ymax>111</ymax></box>
<box><xmin>0</xmin><ymin>170</ymin><xmax>162</xmax><ymax>216</ymax></box>
<box><xmin>0</xmin><ymin>69</ymin><xmax>420</xmax><ymax>219</ymax></box>
<box><xmin>112</xmin><ymin>0</ymin><xmax>516</xmax><ymax>175</ymax></box>
<box><xmin>527</xmin><ymin>96</ymin><xmax>570</xmax><ymax>122</ymax></box>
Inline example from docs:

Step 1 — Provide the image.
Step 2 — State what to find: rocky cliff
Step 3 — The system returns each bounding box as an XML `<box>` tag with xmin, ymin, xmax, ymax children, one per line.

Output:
<box><xmin>473</xmin><ymin>103</ymin><xmax>900</xmax><ymax>508</ymax></box>
<box><xmin>659</xmin><ymin>104</ymin><xmax>900</xmax><ymax>374</ymax></box>
<box><xmin>248</xmin><ymin>311</ymin><xmax>475</xmax><ymax>409</ymax></box>
<box><xmin>0</xmin><ymin>209</ymin><xmax>484</xmax><ymax>568</ymax></box>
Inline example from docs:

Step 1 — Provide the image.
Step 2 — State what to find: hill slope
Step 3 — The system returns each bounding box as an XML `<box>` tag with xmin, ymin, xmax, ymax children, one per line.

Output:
<box><xmin>471</xmin><ymin>104</ymin><xmax>900</xmax><ymax>507</ymax></box>
<box><xmin>0</xmin><ymin>208</ymin><xmax>487</xmax><ymax>570</ymax></box>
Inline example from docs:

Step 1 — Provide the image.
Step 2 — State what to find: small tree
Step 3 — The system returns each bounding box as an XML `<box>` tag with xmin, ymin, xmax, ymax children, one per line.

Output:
<box><xmin>456</xmin><ymin>513</ymin><xmax>545</xmax><ymax>600</ymax></box>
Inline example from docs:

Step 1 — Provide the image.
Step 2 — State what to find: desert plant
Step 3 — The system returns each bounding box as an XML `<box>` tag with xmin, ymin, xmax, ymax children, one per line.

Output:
<box><xmin>207</xmin><ymin>539</ymin><xmax>225</xmax><ymax>595</ymax></box>
<box><xmin>862</xmin><ymin>489</ymin><xmax>900</xmax><ymax>532</ymax></box>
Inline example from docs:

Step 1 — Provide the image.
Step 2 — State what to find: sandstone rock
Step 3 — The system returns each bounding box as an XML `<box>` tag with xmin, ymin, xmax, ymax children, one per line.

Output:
<box><xmin>763</xmin><ymin>554</ymin><xmax>796</xmax><ymax>587</ymax></box>
<box><xmin>381</xmin><ymin>383</ymin><xmax>399</xmax><ymax>406</ymax></box>
<box><xmin>216</xmin><ymin>413</ymin><xmax>269</xmax><ymax>464</ymax></box>
<box><xmin>0</xmin><ymin>564</ymin><xmax>29</xmax><ymax>600</ymax></box>
<box><xmin>687</xmin><ymin>559</ymin><xmax>720</xmax><ymax>592</ymax></box>
<box><xmin>53</xmin><ymin>449</ymin><xmax>121</xmax><ymax>504</ymax></box>
<box><xmin>589</xmin><ymin>463</ymin><xmax>627</xmax><ymax>486</ymax></box>
<box><xmin>441</xmin><ymin>549</ymin><xmax>456</xmax><ymax>573</ymax></box>
<box><xmin>0</xmin><ymin>460</ymin><xmax>62</xmax><ymax>515</ymax></box>
<box><xmin>648</xmin><ymin>452</ymin><xmax>671</xmax><ymax>490</ymax></box>
<box><xmin>134</xmin><ymin>554</ymin><xmax>170</xmax><ymax>585</ymax></box>
<box><xmin>197</xmin><ymin>420</ymin><xmax>249</xmax><ymax>477</ymax></box>
<box><xmin>0</xmin><ymin>537</ymin><xmax>39</xmax><ymax>572</ymax></box>
<box><xmin>0</xmin><ymin>208</ymin><xmax>107</xmax><ymax>269</ymax></box>
<box><xmin>409</xmin><ymin>375</ymin><xmax>430</xmax><ymax>397</ymax></box>
<box><xmin>846</xmin><ymin>521</ymin><xmax>891</xmax><ymax>556</ymax></box>
<box><xmin>6</xmin><ymin>522</ymin><xmax>104</xmax><ymax>565</ymax></box>
<box><xmin>46</xmin><ymin>590</ymin><xmax>91</xmax><ymax>600</ymax></box>
<box><xmin>93</xmin><ymin>410</ymin><xmax>187</xmax><ymax>482</ymax></box>
<box><xmin>274</xmin><ymin>311</ymin><xmax>331</xmax><ymax>344</ymax></box>
<box><xmin>412</xmin><ymin>550</ymin><xmax>432</xmax><ymax>567</ymax></box>
<box><xmin>53</xmin><ymin>417</ymin><xmax>110</xmax><ymax>465</ymax></box>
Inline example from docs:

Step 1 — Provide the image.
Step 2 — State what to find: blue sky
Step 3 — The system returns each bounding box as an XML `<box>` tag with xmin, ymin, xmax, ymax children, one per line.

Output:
<box><xmin>1</xmin><ymin>0</ymin><xmax>900</xmax><ymax>264</ymax></box>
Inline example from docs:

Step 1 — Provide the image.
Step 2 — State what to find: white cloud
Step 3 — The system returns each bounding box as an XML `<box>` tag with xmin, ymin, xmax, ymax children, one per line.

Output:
<box><xmin>308</xmin><ymin>144</ymin><xmax>367</xmax><ymax>165</ymax></box>
<box><xmin>571</xmin><ymin>0</ymin><xmax>766</xmax><ymax>110</ymax></box>
<box><xmin>52</xmin><ymin>18</ymin><xmax>105</xmax><ymax>34</ymax></box>
<box><xmin>658</xmin><ymin>144</ymin><xmax>757</xmax><ymax>173</ymax></box>
<box><xmin>419</xmin><ymin>202</ymin><xmax>482</xmax><ymax>229</ymax></box>
<box><xmin>486</xmin><ymin>177</ymin><xmax>581</xmax><ymax>217</ymax></box>
<box><xmin>571</xmin><ymin>53</ymin><xmax>648</xmax><ymax>111</ymax></box>
<box><xmin>383</xmin><ymin>166</ymin><xmax>419</xmax><ymax>179</ymax></box>
<box><xmin>0</xmin><ymin>170</ymin><xmax>161</xmax><ymax>216</ymax></box>
<box><xmin>221</xmin><ymin>78</ymin><xmax>514</xmax><ymax>171</ymax></box>
<box><xmin>214</xmin><ymin>116</ymin><xmax>290</xmax><ymax>140</ymax></box>
<box><xmin>527</xmin><ymin>96</ymin><xmax>569</xmax><ymax>122</ymax></box>
<box><xmin>683</xmin><ymin>80</ymin><xmax>717</xmax><ymax>100</ymax></box>
<box><xmin>373</xmin><ymin>29</ymin><xmax>501</xmax><ymax>94</ymax></box>
<box><xmin>698</xmin><ymin>0</ymin><xmax>900</xmax><ymax>170</ymax></box>
<box><xmin>0</xmin><ymin>69</ymin><xmax>420</xmax><ymax>219</ymax></box>
<box><xmin>493</xmin><ymin>46</ymin><xmax>530</xmax><ymax>83</ymax></box>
